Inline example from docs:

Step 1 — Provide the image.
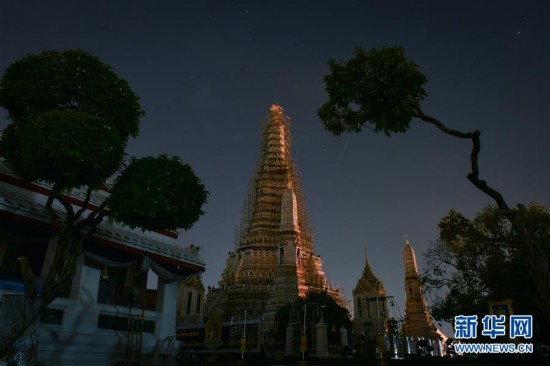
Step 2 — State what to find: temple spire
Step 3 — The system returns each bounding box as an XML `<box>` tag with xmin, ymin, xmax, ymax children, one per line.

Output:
<box><xmin>403</xmin><ymin>235</ymin><xmax>419</xmax><ymax>276</ymax></box>
<box><xmin>206</xmin><ymin>105</ymin><xmax>343</xmax><ymax>322</ymax></box>
<box><xmin>238</xmin><ymin>104</ymin><xmax>313</xmax><ymax>248</ymax></box>
<box><xmin>402</xmin><ymin>237</ymin><xmax>441</xmax><ymax>340</ymax></box>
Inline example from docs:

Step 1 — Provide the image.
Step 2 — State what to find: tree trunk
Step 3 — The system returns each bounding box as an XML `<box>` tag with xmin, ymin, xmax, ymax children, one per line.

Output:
<box><xmin>41</xmin><ymin>229</ymin><xmax>85</xmax><ymax>306</ymax></box>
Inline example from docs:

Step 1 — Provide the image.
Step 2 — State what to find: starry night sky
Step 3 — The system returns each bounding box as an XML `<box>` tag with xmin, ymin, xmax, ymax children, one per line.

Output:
<box><xmin>1</xmin><ymin>1</ymin><xmax>549</xmax><ymax>328</ymax></box>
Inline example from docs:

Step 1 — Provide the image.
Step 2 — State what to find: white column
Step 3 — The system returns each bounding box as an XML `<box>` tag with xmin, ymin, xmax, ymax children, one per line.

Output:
<box><xmin>156</xmin><ymin>278</ymin><xmax>177</xmax><ymax>339</ymax></box>
<box><xmin>77</xmin><ymin>263</ymin><xmax>100</xmax><ymax>305</ymax></box>
<box><xmin>61</xmin><ymin>261</ymin><xmax>100</xmax><ymax>333</ymax></box>
<box><xmin>340</xmin><ymin>325</ymin><xmax>348</xmax><ymax>347</ymax></box>
<box><xmin>315</xmin><ymin>320</ymin><xmax>328</xmax><ymax>357</ymax></box>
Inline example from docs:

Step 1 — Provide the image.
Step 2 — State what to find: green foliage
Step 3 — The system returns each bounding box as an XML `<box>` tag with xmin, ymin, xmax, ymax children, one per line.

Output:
<box><xmin>108</xmin><ymin>154</ymin><xmax>208</xmax><ymax>231</ymax></box>
<box><xmin>0</xmin><ymin>49</ymin><xmax>144</xmax><ymax>189</ymax></box>
<box><xmin>422</xmin><ymin>204</ymin><xmax>550</xmax><ymax>323</ymax></box>
<box><xmin>1</xmin><ymin>110</ymin><xmax>125</xmax><ymax>188</ymax></box>
<box><xmin>0</xmin><ymin>49</ymin><xmax>143</xmax><ymax>138</ymax></box>
<box><xmin>318</xmin><ymin>47</ymin><xmax>428</xmax><ymax>136</ymax></box>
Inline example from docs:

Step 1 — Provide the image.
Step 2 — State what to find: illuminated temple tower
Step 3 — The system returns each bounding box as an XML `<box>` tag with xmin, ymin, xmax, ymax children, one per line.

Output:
<box><xmin>352</xmin><ymin>250</ymin><xmax>388</xmax><ymax>335</ymax></box>
<box><xmin>402</xmin><ymin>237</ymin><xmax>443</xmax><ymax>344</ymax></box>
<box><xmin>206</xmin><ymin>105</ymin><xmax>343</xmax><ymax>323</ymax></box>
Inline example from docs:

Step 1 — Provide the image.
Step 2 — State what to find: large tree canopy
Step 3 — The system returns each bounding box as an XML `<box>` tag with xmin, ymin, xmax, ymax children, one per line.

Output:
<box><xmin>108</xmin><ymin>154</ymin><xmax>208</xmax><ymax>232</ymax></box>
<box><xmin>1</xmin><ymin>110</ymin><xmax>125</xmax><ymax>188</ymax></box>
<box><xmin>319</xmin><ymin>47</ymin><xmax>427</xmax><ymax>136</ymax></box>
<box><xmin>0</xmin><ymin>49</ymin><xmax>142</xmax><ymax>138</ymax></box>
<box><xmin>0</xmin><ymin>49</ymin><xmax>143</xmax><ymax>189</ymax></box>
<box><xmin>423</xmin><ymin>204</ymin><xmax>550</xmax><ymax>338</ymax></box>
<box><xmin>318</xmin><ymin>46</ymin><xmax>550</xmax><ymax>328</ymax></box>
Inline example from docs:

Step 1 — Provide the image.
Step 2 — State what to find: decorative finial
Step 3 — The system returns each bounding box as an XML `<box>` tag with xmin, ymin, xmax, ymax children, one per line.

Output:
<box><xmin>270</xmin><ymin>104</ymin><xmax>283</xmax><ymax>113</ymax></box>
<box><xmin>405</xmin><ymin>234</ymin><xmax>410</xmax><ymax>246</ymax></box>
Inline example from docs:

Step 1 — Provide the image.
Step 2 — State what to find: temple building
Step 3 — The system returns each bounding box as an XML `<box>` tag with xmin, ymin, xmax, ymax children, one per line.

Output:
<box><xmin>402</xmin><ymin>237</ymin><xmax>446</xmax><ymax>353</ymax></box>
<box><xmin>352</xmin><ymin>250</ymin><xmax>388</xmax><ymax>336</ymax></box>
<box><xmin>176</xmin><ymin>274</ymin><xmax>206</xmax><ymax>327</ymax></box>
<box><xmin>0</xmin><ymin>159</ymin><xmax>205</xmax><ymax>365</ymax></box>
<box><xmin>205</xmin><ymin>105</ymin><xmax>343</xmax><ymax>324</ymax></box>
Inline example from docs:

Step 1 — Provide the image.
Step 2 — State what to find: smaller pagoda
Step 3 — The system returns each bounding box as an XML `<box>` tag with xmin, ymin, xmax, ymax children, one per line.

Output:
<box><xmin>352</xmin><ymin>249</ymin><xmax>388</xmax><ymax>336</ymax></box>
<box><xmin>402</xmin><ymin>237</ymin><xmax>446</xmax><ymax>354</ymax></box>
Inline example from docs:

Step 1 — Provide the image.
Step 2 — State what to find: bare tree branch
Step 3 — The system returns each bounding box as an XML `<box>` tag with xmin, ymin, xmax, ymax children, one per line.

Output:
<box><xmin>416</xmin><ymin>109</ymin><xmax>512</xmax><ymax>212</ymax></box>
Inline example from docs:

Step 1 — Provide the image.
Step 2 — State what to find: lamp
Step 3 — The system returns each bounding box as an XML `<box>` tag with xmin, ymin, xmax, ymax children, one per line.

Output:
<box><xmin>101</xmin><ymin>266</ymin><xmax>109</xmax><ymax>280</ymax></box>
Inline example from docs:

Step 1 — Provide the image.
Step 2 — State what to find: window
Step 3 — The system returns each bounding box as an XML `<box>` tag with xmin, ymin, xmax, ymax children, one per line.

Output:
<box><xmin>196</xmin><ymin>292</ymin><xmax>201</xmax><ymax>315</ymax></box>
<box><xmin>186</xmin><ymin>291</ymin><xmax>193</xmax><ymax>315</ymax></box>
<box><xmin>366</xmin><ymin>299</ymin><xmax>371</xmax><ymax>318</ymax></box>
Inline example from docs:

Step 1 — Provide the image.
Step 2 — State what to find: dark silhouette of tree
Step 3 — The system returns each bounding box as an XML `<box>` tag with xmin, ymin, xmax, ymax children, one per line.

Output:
<box><xmin>422</xmin><ymin>204</ymin><xmax>549</xmax><ymax>340</ymax></box>
<box><xmin>0</xmin><ymin>49</ymin><xmax>208</xmax><ymax>307</ymax></box>
<box><xmin>318</xmin><ymin>46</ymin><xmax>550</xmax><ymax>326</ymax></box>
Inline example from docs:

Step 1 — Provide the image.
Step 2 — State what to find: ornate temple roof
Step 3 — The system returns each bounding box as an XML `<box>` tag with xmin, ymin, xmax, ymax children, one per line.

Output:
<box><xmin>353</xmin><ymin>251</ymin><xmax>385</xmax><ymax>294</ymax></box>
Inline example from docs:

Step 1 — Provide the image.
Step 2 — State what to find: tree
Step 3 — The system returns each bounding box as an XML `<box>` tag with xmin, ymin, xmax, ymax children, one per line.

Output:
<box><xmin>318</xmin><ymin>46</ymin><xmax>550</xmax><ymax>326</ymax></box>
<box><xmin>423</xmin><ymin>204</ymin><xmax>550</xmax><ymax>330</ymax></box>
<box><xmin>0</xmin><ymin>49</ymin><xmax>208</xmax><ymax>307</ymax></box>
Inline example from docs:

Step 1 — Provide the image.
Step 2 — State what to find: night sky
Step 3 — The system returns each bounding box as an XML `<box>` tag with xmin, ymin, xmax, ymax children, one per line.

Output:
<box><xmin>1</xmin><ymin>1</ymin><xmax>549</xmax><ymax>329</ymax></box>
